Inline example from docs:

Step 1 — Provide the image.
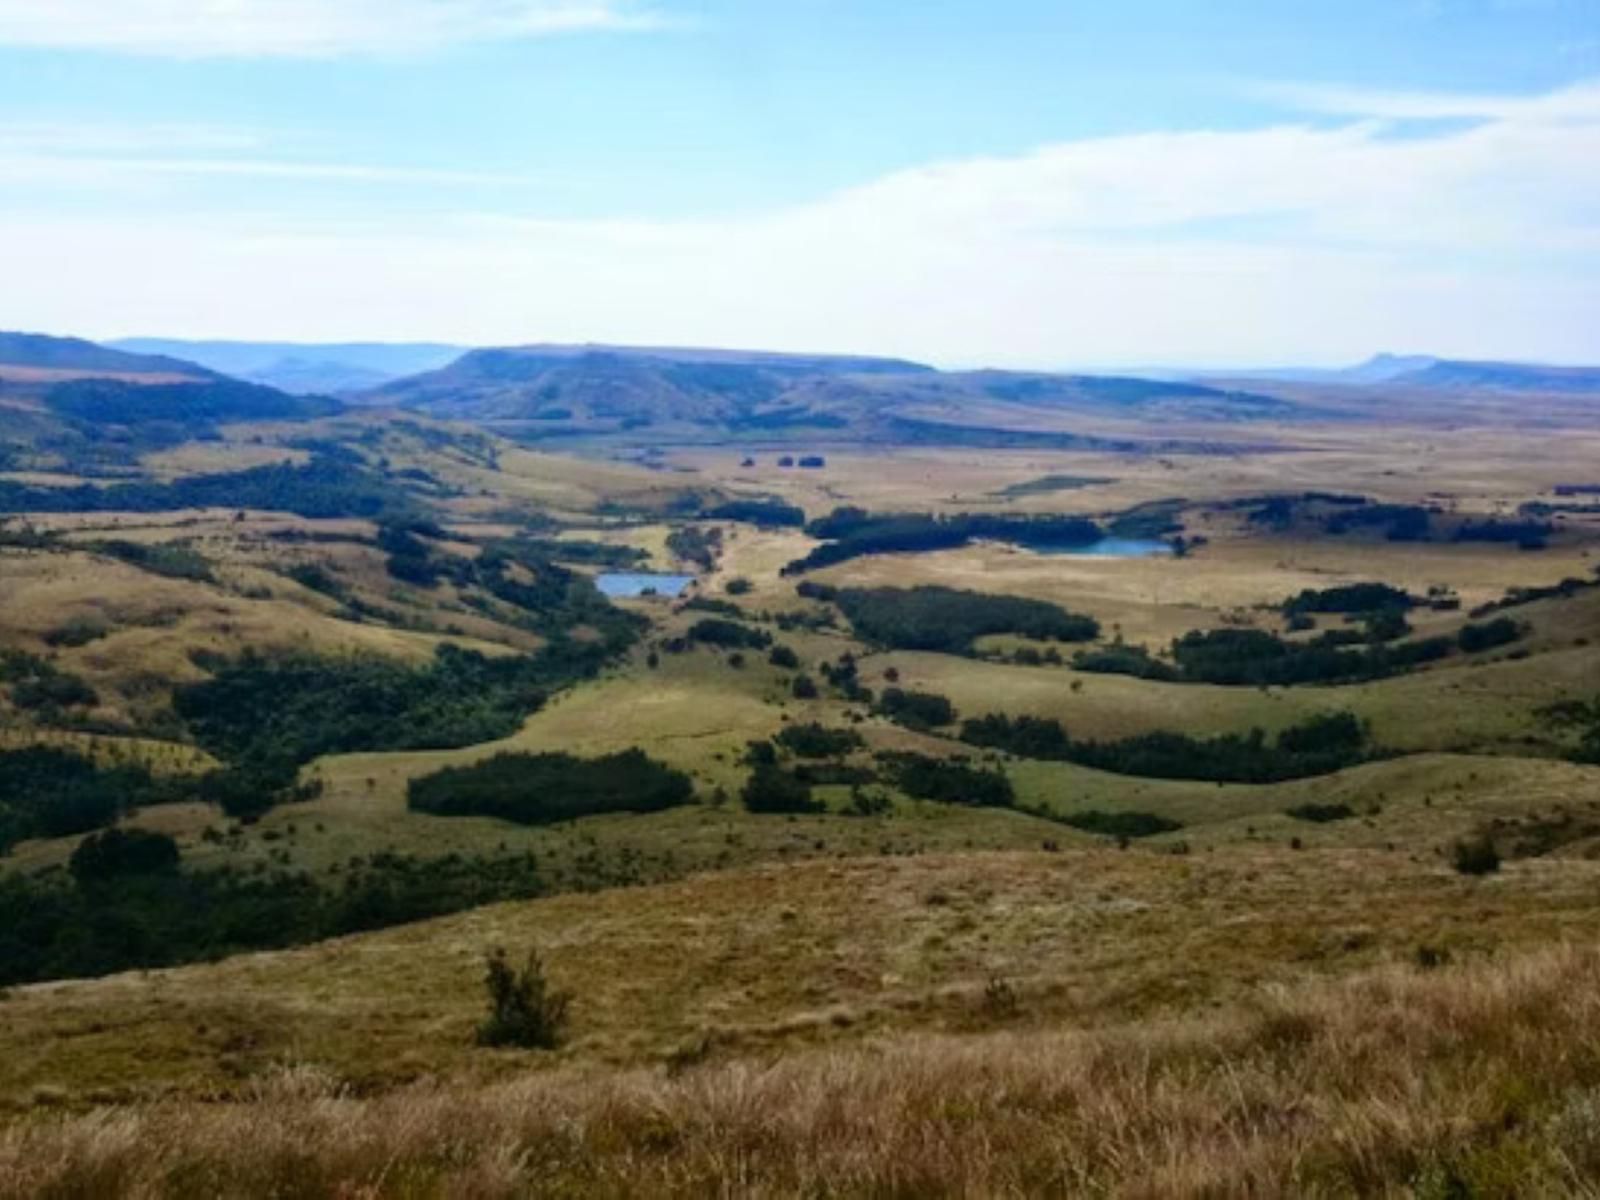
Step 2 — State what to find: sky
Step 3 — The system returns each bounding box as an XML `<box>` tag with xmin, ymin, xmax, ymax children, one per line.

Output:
<box><xmin>0</xmin><ymin>0</ymin><xmax>1596</xmax><ymax>368</ymax></box>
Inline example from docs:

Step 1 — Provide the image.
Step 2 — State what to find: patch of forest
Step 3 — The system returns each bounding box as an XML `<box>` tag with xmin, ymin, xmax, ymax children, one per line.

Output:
<box><xmin>0</xmin><ymin>454</ymin><xmax>411</xmax><ymax>519</ymax></box>
<box><xmin>801</xmin><ymin>583</ymin><xmax>1099</xmax><ymax>654</ymax></box>
<box><xmin>959</xmin><ymin>710</ymin><xmax>1375</xmax><ymax>783</ymax></box>
<box><xmin>782</xmin><ymin>507</ymin><xmax>1105</xmax><ymax>573</ymax></box>
<box><xmin>408</xmin><ymin>750</ymin><xmax>693</xmax><ymax>825</ymax></box>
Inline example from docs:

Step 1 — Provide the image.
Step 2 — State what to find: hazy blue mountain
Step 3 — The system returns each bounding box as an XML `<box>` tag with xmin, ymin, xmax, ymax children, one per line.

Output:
<box><xmin>107</xmin><ymin>339</ymin><xmax>468</xmax><ymax>392</ymax></box>
<box><xmin>1394</xmin><ymin>359</ymin><xmax>1600</xmax><ymax>393</ymax></box>
<box><xmin>0</xmin><ymin>331</ymin><xmax>213</xmax><ymax>378</ymax></box>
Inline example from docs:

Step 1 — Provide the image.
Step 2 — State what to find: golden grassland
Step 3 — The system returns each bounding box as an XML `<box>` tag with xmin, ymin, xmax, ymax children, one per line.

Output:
<box><xmin>9</xmin><ymin>861</ymin><xmax>1600</xmax><ymax>1195</ymax></box>
<box><xmin>6</xmin><ymin>847</ymin><xmax>1600</xmax><ymax>1106</ymax></box>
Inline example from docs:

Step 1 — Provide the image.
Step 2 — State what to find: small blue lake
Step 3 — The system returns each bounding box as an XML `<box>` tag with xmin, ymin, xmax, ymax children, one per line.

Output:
<box><xmin>1029</xmin><ymin>538</ymin><xmax>1172</xmax><ymax>558</ymax></box>
<box><xmin>596</xmin><ymin>572</ymin><xmax>696</xmax><ymax>598</ymax></box>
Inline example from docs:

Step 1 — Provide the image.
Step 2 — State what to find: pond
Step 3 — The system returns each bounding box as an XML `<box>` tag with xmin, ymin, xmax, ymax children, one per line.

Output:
<box><xmin>1030</xmin><ymin>537</ymin><xmax>1173</xmax><ymax>558</ymax></box>
<box><xmin>596</xmin><ymin>572</ymin><xmax>696</xmax><ymax>598</ymax></box>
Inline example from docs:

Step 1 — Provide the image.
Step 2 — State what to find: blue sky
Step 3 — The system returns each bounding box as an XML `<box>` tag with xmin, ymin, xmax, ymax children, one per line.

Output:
<box><xmin>0</xmin><ymin>0</ymin><xmax>1596</xmax><ymax>366</ymax></box>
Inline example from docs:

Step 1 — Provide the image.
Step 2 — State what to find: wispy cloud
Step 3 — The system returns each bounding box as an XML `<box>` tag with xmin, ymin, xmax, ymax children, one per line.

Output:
<box><xmin>0</xmin><ymin>121</ymin><xmax>537</xmax><ymax>186</ymax></box>
<box><xmin>1245</xmin><ymin>77</ymin><xmax>1600</xmax><ymax>121</ymax></box>
<box><xmin>0</xmin><ymin>0</ymin><xmax>665</xmax><ymax>58</ymax></box>
<box><xmin>1</xmin><ymin>79</ymin><xmax>1596</xmax><ymax>366</ymax></box>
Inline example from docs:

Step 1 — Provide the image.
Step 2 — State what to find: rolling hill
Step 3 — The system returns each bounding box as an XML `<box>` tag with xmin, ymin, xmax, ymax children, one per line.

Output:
<box><xmin>366</xmin><ymin>342</ymin><xmax>1300</xmax><ymax>444</ymax></box>
<box><xmin>0</xmin><ymin>331</ymin><xmax>214</xmax><ymax>382</ymax></box>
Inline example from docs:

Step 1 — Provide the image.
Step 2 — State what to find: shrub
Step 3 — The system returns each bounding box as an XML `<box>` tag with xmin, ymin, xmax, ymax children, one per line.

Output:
<box><xmin>42</xmin><ymin>615</ymin><xmax>111</xmax><ymax>647</ymax></box>
<box><xmin>476</xmin><ymin>947</ymin><xmax>570</xmax><ymax>1049</ymax></box>
<box><xmin>1452</xmin><ymin>835</ymin><xmax>1501</xmax><ymax>876</ymax></box>
<box><xmin>881</xmin><ymin>753</ymin><xmax>1014</xmax><ymax>808</ymax></box>
<box><xmin>742</xmin><ymin>765</ymin><xmax>821</xmax><ymax>814</ymax></box>
<box><xmin>776</xmin><ymin>723</ymin><xmax>864</xmax><ymax>758</ymax></box>
<box><xmin>768</xmin><ymin>644</ymin><xmax>800</xmax><ymax>670</ymax></box>
<box><xmin>1286</xmin><ymin>803</ymin><xmax>1356</xmax><ymax>823</ymax></box>
<box><xmin>1458</xmin><ymin>617</ymin><xmax>1523</xmax><ymax>654</ymax></box>
<box><xmin>725</xmin><ymin>577</ymin><xmax>754</xmax><ymax>595</ymax></box>
<box><xmin>1054</xmin><ymin>810</ymin><xmax>1182</xmax><ymax>838</ymax></box>
<box><xmin>875</xmin><ymin>687</ymin><xmax>956</xmax><ymax>730</ymax></box>
<box><xmin>791</xmin><ymin>674</ymin><xmax>819</xmax><ymax>699</ymax></box>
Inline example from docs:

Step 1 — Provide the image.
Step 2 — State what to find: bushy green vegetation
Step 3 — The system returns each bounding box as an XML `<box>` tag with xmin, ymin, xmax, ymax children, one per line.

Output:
<box><xmin>702</xmin><ymin>499</ymin><xmax>806</xmax><ymax>527</ymax></box>
<box><xmin>0</xmin><ymin>747</ymin><xmax>190</xmax><ymax>854</ymax></box>
<box><xmin>783</xmin><ymin>508</ymin><xmax>1104</xmax><ymax>573</ymax></box>
<box><xmin>687</xmin><ymin>617</ymin><xmax>772</xmax><ymax>650</ymax></box>
<box><xmin>1286</xmin><ymin>803</ymin><xmax>1357</xmax><ymax>823</ymax></box>
<box><xmin>874</xmin><ymin>687</ymin><xmax>957</xmax><ymax>731</ymax></box>
<box><xmin>0</xmin><ymin>455</ymin><xmax>409</xmax><ymax>519</ymax></box>
<box><xmin>45</xmin><ymin>377</ymin><xmax>339</xmax><ymax>431</ymax></box>
<box><xmin>179</xmin><ymin>645</ymin><xmax>567</xmax><ymax>763</ymax></box>
<box><xmin>666</xmin><ymin>525</ymin><xmax>722</xmax><ymax>570</ymax></box>
<box><xmin>1051</xmin><ymin>810</ymin><xmax>1182</xmax><ymax>838</ymax></box>
<box><xmin>408</xmin><ymin>750</ymin><xmax>693</xmax><ymax>826</ymax></box>
<box><xmin>742</xmin><ymin>764</ymin><xmax>822</xmax><ymax>814</ymax></box>
<box><xmin>0</xmin><ymin>849</ymin><xmax>547</xmax><ymax>986</ymax></box>
<box><xmin>175</xmin><ymin>638</ymin><xmax>631</xmax><ymax>817</ymax></box>
<box><xmin>831</xmin><ymin>585</ymin><xmax>1099</xmax><ymax>654</ymax></box>
<box><xmin>879</xmin><ymin>752</ymin><xmax>1015</xmax><ymax>807</ymax></box>
<box><xmin>774</xmin><ymin>723</ymin><xmax>864</xmax><ymax>758</ymax></box>
<box><xmin>1071</xmin><ymin>643</ymin><xmax>1180</xmax><ymax>681</ymax></box>
<box><xmin>1457</xmin><ymin>617</ymin><xmax>1523</xmax><ymax>653</ymax></box>
<box><xmin>1283</xmin><ymin>583</ymin><xmax>1413</xmax><ymax>615</ymax></box>
<box><xmin>69</xmin><ymin>827</ymin><xmax>180</xmax><ymax>883</ymax></box>
<box><xmin>0</xmin><ymin>650</ymin><xmax>98</xmax><ymax>714</ymax></box>
<box><xmin>42</xmin><ymin>615</ymin><xmax>111</xmax><ymax>647</ymax></box>
<box><xmin>960</xmin><ymin>711</ymin><xmax>1373</xmax><ymax>783</ymax></box>
<box><xmin>477</xmin><ymin>947</ymin><xmax>570</xmax><ymax>1049</ymax></box>
<box><xmin>88</xmin><ymin>538</ymin><xmax>215</xmax><ymax>582</ymax></box>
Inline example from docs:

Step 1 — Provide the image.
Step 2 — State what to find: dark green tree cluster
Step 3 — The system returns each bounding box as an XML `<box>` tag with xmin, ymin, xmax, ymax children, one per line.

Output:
<box><xmin>742</xmin><ymin>764</ymin><xmax>822</xmax><ymax>814</ymax></box>
<box><xmin>0</xmin><ymin>747</ymin><xmax>191</xmax><ymax>853</ymax></box>
<box><xmin>831</xmin><ymin>585</ymin><xmax>1099</xmax><ymax>654</ymax></box>
<box><xmin>878</xmin><ymin>752</ymin><xmax>1015</xmax><ymax>807</ymax></box>
<box><xmin>407</xmin><ymin>749</ymin><xmax>693</xmax><ymax>826</ymax></box>
<box><xmin>687</xmin><ymin>617</ymin><xmax>772</xmax><ymax>650</ymax></box>
<box><xmin>1283</xmin><ymin>583</ymin><xmax>1414</xmax><ymax>615</ymax></box>
<box><xmin>0</xmin><ymin>649</ymin><xmax>98</xmax><ymax>714</ymax></box>
<box><xmin>959</xmin><ymin>711</ymin><xmax>1373</xmax><ymax>784</ymax></box>
<box><xmin>1050</xmin><ymin>810</ymin><xmax>1181</xmax><ymax>838</ymax></box>
<box><xmin>775</xmin><ymin>722</ymin><xmax>864</xmax><ymax>758</ymax></box>
<box><xmin>0</xmin><ymin>454</ymin><xmax>409</xmax><ymax>520</ymax></box>
<box><xmin>0</xmin><ymin>848</ymin><xmax>547</xmax><ymax>987</ymax></box>
<box><xmin>665</xmin><ymin>525</ymin><xmax>722</xmax><ymax>570</ymax></box>
<box><xmin>701</xmin><ymin>499</ymin><xmax>806</xmax><ymax>527</ymax></box>
<box><xmin>874</xmin><ymin>687</ymin><xmax>957</xmax><ymax>730</ymax></box>
<box><xmin>783</xmin><ymin>508</ymin><xmax>1104</xmax><ymax>573</ymax></box>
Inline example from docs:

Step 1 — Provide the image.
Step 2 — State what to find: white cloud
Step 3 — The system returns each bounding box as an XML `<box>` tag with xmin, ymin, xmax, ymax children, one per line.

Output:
<box><xmin>0</xmin><ymin>0</ymin><xmax>663</xmax><ymax>57</ymax></box>
<box><xmin>1</xmin><ymin>80</ymin><xmax>1597</xmax><ymax>366</ymax></box>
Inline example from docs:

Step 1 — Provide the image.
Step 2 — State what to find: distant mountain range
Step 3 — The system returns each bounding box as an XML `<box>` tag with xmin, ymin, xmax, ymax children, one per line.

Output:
<box><xmin>0</xmin><ymin>332</ymin><xmax>214</xmax><ymax>381</ymax></box>
<box><xmin>1182</xmin><ymin>353</ymin><xmax>1600</xmax><ymax>393</ymax></box>
<box><xmin>368</xmin><ymin>342</ymin><xmax>1293</xmax><ymax>441</ymax></box>
<box><xmin>107</xmin><ymin>339</ymin><xmax>467</xmax><ymax>394</ymax></box>
<box><xmin>2</xmin><ymin>333</ymin><xmax>1596</xmax><ymax>452</ymax></box>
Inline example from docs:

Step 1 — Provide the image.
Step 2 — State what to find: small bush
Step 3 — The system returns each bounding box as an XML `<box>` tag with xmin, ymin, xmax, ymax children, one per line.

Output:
<box><xmin>1452</xmin><ymin>835</ymin><xmax>1501</xmax><ymax>876</ymax></box>
<box><xmin>768</xmin><ymin>644</ymin><xmax>800</xmax><ymax>670</ymax></box>
<box><xmin>476</xmin><ymin>946</ymin><xmax>570</xmax><ymax>1049</ymax></box>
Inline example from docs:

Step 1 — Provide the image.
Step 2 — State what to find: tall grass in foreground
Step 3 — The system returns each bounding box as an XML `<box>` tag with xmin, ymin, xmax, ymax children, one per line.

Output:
<box><xmin>8</xmin><ymin>944</ymin><xmax>1600</xmax><ymax>1197</ymax></box>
